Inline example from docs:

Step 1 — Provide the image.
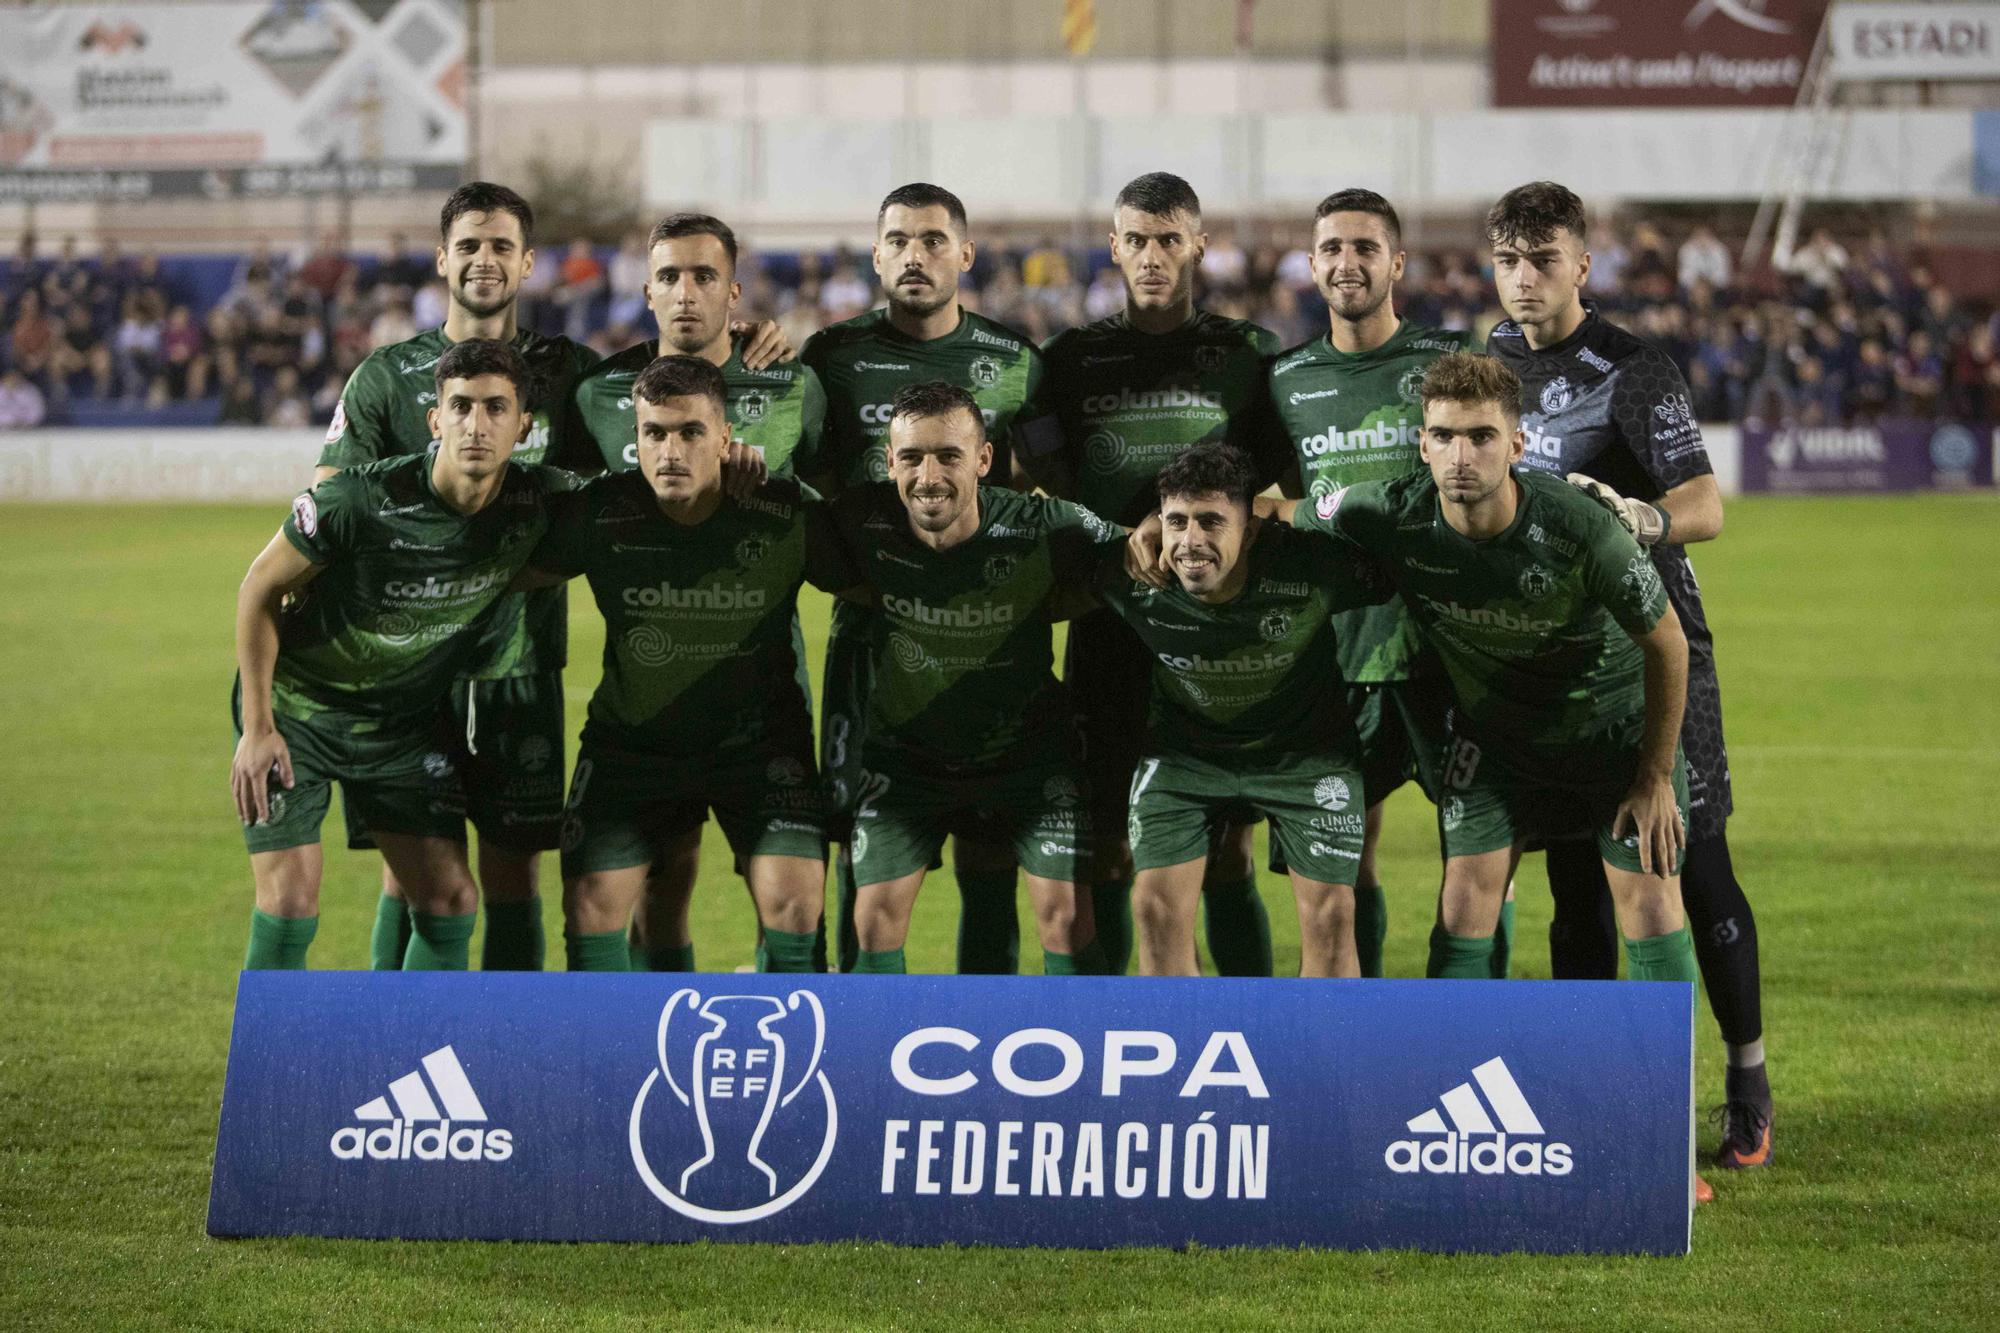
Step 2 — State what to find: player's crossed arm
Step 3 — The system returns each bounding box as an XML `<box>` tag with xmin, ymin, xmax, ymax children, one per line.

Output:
<box><xmin>230</xmin><ymin>531</ymin><xmax>323</xmax><ymax>826</ymax></box>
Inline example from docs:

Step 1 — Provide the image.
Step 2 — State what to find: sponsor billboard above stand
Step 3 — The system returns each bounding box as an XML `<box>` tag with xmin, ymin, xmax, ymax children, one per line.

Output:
<box><xmin>1739</xmin><ymin>420</ymin><xmax>1997</xmax><ymax>492</ymax></box>
<box><xmin>0</xmin><ymin>2</ymin><xmax>466</xmax><ymax>202</ymax></box>
<box><xmin>210</xmin><ymin>973</ymin><xmax>1696</xmax><ymax>1256</ymax></box>
<box><xmin>1492</xmin><ymin>0</ymin><xmax>1830</xmax><ymax>107</ymax></box>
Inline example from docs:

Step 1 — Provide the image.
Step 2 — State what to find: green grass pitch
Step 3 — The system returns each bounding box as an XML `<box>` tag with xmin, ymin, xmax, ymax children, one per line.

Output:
<box><xmin>2</xmin><ymin>496</ymin><xmax>1996</xmax><ymax>1330</ymax></box>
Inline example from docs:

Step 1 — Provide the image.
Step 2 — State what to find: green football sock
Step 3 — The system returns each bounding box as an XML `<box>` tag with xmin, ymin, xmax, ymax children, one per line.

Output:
<box><xmin>369</xmin><ymin>895</ymin><xmax>410</xmax><ymax>971</ymax></box>
<box><xmin>954</xmin><ymin>865</ymin><xmax>1021</xmax><ymax>975</ymax></box>
<box><xmin>1624</xmin><ymin>925</ymin><xmax>1700</xmax><ymax>983</ymax></box>
<box><xmin>854</xmin><ymin>947</ymin><xmax>906</xmax><ymax>974</ymax></box>
<box><xmin>1489</xmin><ymin>898</ymin><xmax>1516</xmax><ymax>979</ymax></box>
<box><xmin>628</xmin><ymin>935</ymin><xmax>650</xmax><ymax>971</ymax></box>
<box><xmin>480</xmin><ymin>898</ymin><xmax>544</xmax><ymax>972</ymax></box>
<box><xmin>1043</xmin><ymin>949</ymin><xmax>1079</xmax><ymax>976</ymax></box>
<box><xmin>761</xmin><ymin>928</ymin><xmax>817</xmax><ymax>973</ymax></box>
<box><xmin>1426</xmin><ymin>924</ymin><xmax>1495</xmax><ymax>979</ymax></box>
<box><xmin>403</xmin><ymin>910</ymin><xmax>476</xmax><ymax>971</ymax></box>
<box><xmin>1353</xmin><ymin>884</ymin><xmax>1388</xmax><ymax>978</ymax></box>
<box><xmin>647</xmin><ymin>942</ymin><xmax>696</xmax><ymax>972</ymax></box>
<box><xmin>245</xmin><ymin>909</ymin><xmax>317</xmax><ymax>970</ymax></box>
<box><xmin>1091</xmin><ymin>874</ymin><xmax>1134</xmax><ymax>976</ymax></box>
<box><xmin>564</xmin><ymin>928</ymin><xmax>631</xmax><ymax>972</ymax></box>
<box><xmin>1204</xmin><ymin>874</ymin><xmax>1273</xmax><ymax>977</ymax></box>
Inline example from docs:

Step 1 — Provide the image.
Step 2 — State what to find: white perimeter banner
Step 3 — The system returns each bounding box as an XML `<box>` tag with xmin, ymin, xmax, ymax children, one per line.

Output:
<box><xmin>1829</xmin><ymin>4</ymin><xmax>2000</xmax><ymax>80</ymax></box>
<box><xmin>0</xmin><ymin>1</ymin><xmax>465</xmax><ymax>198</ymax></box>
<box><xmin>0</xmin><ymin>430</ymin><xmax>321</xmax><ymax>503</ymax></box>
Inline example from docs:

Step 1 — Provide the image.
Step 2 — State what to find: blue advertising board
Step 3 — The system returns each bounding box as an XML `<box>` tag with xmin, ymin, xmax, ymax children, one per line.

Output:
<box><xmin>209</xmin><ymin>974</ymin><xmax>1693</xmax><ymax>1256</ymax></box>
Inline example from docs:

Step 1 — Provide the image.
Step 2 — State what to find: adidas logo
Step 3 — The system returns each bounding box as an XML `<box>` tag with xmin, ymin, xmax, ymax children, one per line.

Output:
<box><xmin>328</xmin><ymin>1045</ymin><xmax>515</xmax><ymax>1163</ymax></box>
<box><xmin>1384</xmin><ymin>1057</ymin><xmax>1572</xmax><ymax>1177</ymax></box>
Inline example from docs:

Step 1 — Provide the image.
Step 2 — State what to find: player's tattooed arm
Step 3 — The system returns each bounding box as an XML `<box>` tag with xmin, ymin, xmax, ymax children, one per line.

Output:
<box><xmin>231</xmin><ymin>533</ymin><xmax>322</xmax><ymax>825</ymax></box>
<box><xmin>1615</xmin><ymin>602</ymin><xmax>1690</xmax><ymax>877</ymax></box>
<box><xmin>733</xmin><ymin>320</ymin><xmax>796</xmax><ymax>371</ymax></box>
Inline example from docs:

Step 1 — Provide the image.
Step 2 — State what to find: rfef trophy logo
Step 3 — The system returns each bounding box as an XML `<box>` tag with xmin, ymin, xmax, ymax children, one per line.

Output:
<box><xmin>629</xmin><ymin>989</ymin><xmax>838</xmax><ymax>1224</ymax></box>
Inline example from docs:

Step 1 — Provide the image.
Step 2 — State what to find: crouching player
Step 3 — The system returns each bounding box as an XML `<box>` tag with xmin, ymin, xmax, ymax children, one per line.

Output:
<box><xmin>827</xmin><ymin>381</ymin><xmax>1124</xmax><ymax>974</ymax></box>
<box><xmin>1089</xmin><ymin>443</ymin><xmax>1392</xmax><ymax>976</ymax></box>
<box><xmin>517</xmin><ymin>356</ymin><xmax>866</xmax><ymax>971</ymax></box>
<box><xmin>1287</xmin><ymin>352</ymin><xmax>1700</xmax><ymax>984</ymax></box>
<box><xmin>230</xmin><ymin>340</ymin><xmax>571</xmax><ymax>968</ymax></box>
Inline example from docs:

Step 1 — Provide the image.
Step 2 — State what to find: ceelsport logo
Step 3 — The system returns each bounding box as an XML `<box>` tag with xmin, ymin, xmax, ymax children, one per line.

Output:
<box><xmin>329</xmin><ymin>1045</ymin><xmax>514</xmax><ymax>1163</ymax></box>
<box><xmin>1384</xmin><ymin>1056</ymin><xmax>1572</xmax><ymax>1177</ymax></box>
<box><xmin>629</xmin><ymin>989</ymin><xmax>838</xmax><ymax>1224</ymax></box>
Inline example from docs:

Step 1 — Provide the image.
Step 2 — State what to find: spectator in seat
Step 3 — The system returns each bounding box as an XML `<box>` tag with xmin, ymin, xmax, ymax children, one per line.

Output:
<box><xmin>1894</xmin><ymin>330</ymin><xmax>1945</xmax><ymax>417</ymax></box>
<box><xmin>161</xmin><ymin>304</ymin><xmax>210</xmax><ymax>400</ymax></box>
<box><xmin>1678</xmin><ymin>224</ymin><xmax>1732</xmax><ymax>294</ymax></box>
<box><xmin>0</xmin><ymin>366</ymin><xmax>46</xmax><ymax>429</ymax></box>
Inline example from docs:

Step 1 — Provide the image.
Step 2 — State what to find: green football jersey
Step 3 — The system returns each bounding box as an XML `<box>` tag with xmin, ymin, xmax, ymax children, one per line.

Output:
<box><xmin>828</xmin><ymin>484</ymin><xmax>1122</xmax><ymax>765</ymax></box>
<box><xmin>570</xmin><ymin>337</ymin><xmax>827</xmax><ymax>476</ymax></box>
<box><xmin>1270</xmin><ymin>320</ymin><xmax>1475</xmax><ymax>683</ymax></box>
<box><xmin>275</xmin><ymin>454</ymin><xmax>569</xmax><ymax>724</ymax></box>
<box><xmin>316</xmin><ymin>325</ymin><xmax>600</xmax><ymax>681</ymax></box>
<box><xmin>797</xmin><ymin>308</ymin><xmax>1052</xmax><ymax>490</ymax></box>
<box><xmin>1295</xmin><ymin>468</ymin><xmax>1668</xmax><ymax>752</ymax></box>
<box><xmin>1041</xmin><ymin>309</ymin><xmax>1283</xmax><ymax>526</ymax></box>
<box><xmin>529</xmin><ymin>473</ymin><xmax>854</xmax><ymax>755</ymax></box>
<box><xmin>1091</xmin><ymin>524</ymin><xmax>1390</xmax><ymax>756</ymax></box>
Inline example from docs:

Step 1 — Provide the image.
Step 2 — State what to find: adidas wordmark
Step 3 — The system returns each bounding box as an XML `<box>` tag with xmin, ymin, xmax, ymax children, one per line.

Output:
<box><xmin>1383</xmin><ymin>1056</ymin><xmax>1572</xmax><ymax>1177</ymax></box>
<box><xmin>329</xmin><ymin>1045</ymin><xmax>514</xmax><ymax>1163</ymax></box>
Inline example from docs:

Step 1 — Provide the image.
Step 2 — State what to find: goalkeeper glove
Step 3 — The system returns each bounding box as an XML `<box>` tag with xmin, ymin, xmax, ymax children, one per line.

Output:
<box><xmin>1566</xmin><ymin>473</ymin><xmax>1671</xmax><ymax>545</ymax></box>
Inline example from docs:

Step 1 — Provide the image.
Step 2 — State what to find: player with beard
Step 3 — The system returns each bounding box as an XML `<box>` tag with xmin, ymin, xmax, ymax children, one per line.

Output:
<box><xmin>1030</xmin><ymin>172</ymin><xmax>1284</xmax><ymax>977</ymax></box>
<box><xmin>1483</xmin><ymin>180</ymin><xmax>1770</xmax><ymax>1175</ymax></box>
<box><xmin>1267</xmin><ymin>188</ymin><xmax>1491</xmax><ymax>980</ymax></box>
<box><xmin>572</xmin><ymin>212</ymin><xmax>825</xmax><ymax>971</ymax></box>
<box><xmin>799</xmin><ymin>183</ymin><xmax>1060</xmax><ymax>974</ymax></box>
<box><xmin>825</xmin><ymin>382</ymin><xmax>1119</xmax><ymax>975</ymax></box>
<box><xmin>315</xmin><ymin>182</ymin><xmax>598</xmax><ymax>975</ymax></box>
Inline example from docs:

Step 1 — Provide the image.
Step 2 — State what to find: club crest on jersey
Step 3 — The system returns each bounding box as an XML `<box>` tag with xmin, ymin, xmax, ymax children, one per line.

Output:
<box><xmin>738</xmin><ymin>390</ymin><xmax>771</xmax><ymax>423</ymax></box>
<box><xmin>1314</xmin><ymin>776</ymin><xmax>1351</xmax><ymax>812</ymax></box>
<box><xmin>1194</xmin><ymin>343</ymin><xmax>1226</xmax><ymax>372</ymax></box>
<box><xmin>736</xmin><ymin>534</ymin><xmax>771</xmax><ymax>568</ymax></box>
<box><xmin>1042</xmin><ymin>775</ymin><xmax>1080</xmax><ymax>809</ymax></box>
<box><xmin>291</xmin><ymin>492</ymin><xmax>319</xmax><ymax>537</ymax></box>
<box><xmin>1442</xmin><ymin>796</ymin><xmax>1465</xmax><ymax>831</ymax></box>
<box><xmin>968</xmin><ymin>356</ymin><xmax>1002</xmax><ymax>389</ymax></box>
<box><xmin>1259</xmin><ymin>610</ymin><xmax>1293</xmax><ymax>642</ymax></box>
<box><xmin>983</xmin><ymin>553</ymin><xmax>1018</xmax><ymax>584</ymax></box>
<box><xmin>1518</xmin><ymin>566</ymin><xmax>1554</xmax><ymax>600</ymax></box>
<box><xmin>323</xmin><ymin>402</ymin><xmax>347</xmax><ymax>444</ymax></box>
<box><xmin>1539</xmin><ymin>377</ymin><xmax>1573</xmax><ymax>415</ymax></box>
<box><xmin>616</xmin><ymin>396</ymin><xmax>634</xmax><ymax>411</ymax></box>
<box><xmin>1315</xmin><ymin>485</ymin><xmax>1350</xmax><ymax>521</ymax></box>
<box><xmin>1397</xmin><ymin>367</ymin><xmax>1426</xmax><ymax>405</ymax></box>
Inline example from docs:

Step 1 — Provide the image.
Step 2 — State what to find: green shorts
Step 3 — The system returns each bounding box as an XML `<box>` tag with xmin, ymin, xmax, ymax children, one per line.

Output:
<box><xmin>234</xmin><ymin>680</ymin><xmax>465</xmax><ymax>855</ymax></box>
<box><xmin>1353</xmin><ymin>671</ymin><xmax>1456</xmax><ymax>806</ymax></box>
<box><xmin>849</xmin><ymin>744</ymin><xmax>1091</xmax><ymax>887</ymax></box>
<box><xmin>559</xmin><ymin>738</ymin><xmax>828</xmax><ymax>878</ymax></box>
<box><xmin>1065</xmin><ymin>609</ymin><xmax>1151</xmax><ymax>839</ymax></box>
<box><xmin>1436</xmin><ymin>733</ymin><xmax>1691</xmax><ymax>875</ymax></box>
<box><xmin>820</xmin><ymin>599</ymin><xmax>875</xmax><ymax>826</ymax></box>
<box><xmin>1132</xmin><ymin>749</ymin><xmax>1365</xmax><ymax>884</ymax></box>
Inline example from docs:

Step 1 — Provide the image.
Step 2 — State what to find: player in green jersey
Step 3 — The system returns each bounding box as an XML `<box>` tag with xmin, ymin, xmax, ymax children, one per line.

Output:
<box><xmin>518</xmin><ymin>357</ymin><xmax>863</xmax><ymax>972</ymax></box>
<box><xmin>827</xmin><ymin>382</ymin><xmax>1119</xmax><ymax>975</ymax></box>
<box><xmin>313</xmin><ymin>182</ymin><xmax>597</xmax><ymax>974</ymax></box>
<box><xmin>798</xmin><ymin>183</ymin><xmax>1061</xmax><ymax>975</ymax></box>
<box><xmin>1085</xmin><ymin>443</ymin><xmax>1392</xmax><ymax>976</ymax></box>
<box><xmin>571</xmin><ymin>212</ymin><xmax>825</xmax><ymax>971</ymax></box>
<box><xmin>1280</xmin><ymin>353</ymin><xmax>1700</xmax><ymax>988</ymax></box>
<box><xmin>231</xmin><ymin>339</ymin><xmax>571</xmax><ymax>970</ymax></box>
<box><xmin>1267</xmin><ymin>188</ymin><xmax>1493</xmax><ymax>979</ymax></box>
<box><xmin>1031</xmin><ymin>172</ymin><xmax>1285</xmax><ymax>980</ymax></box>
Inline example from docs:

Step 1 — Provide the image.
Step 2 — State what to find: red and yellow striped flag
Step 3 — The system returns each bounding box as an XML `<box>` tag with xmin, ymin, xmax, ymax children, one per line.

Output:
<box><xmin>1062</xmin><ymin>0</ymin><xmax>1097</xmax><ymax>57</ymax></box>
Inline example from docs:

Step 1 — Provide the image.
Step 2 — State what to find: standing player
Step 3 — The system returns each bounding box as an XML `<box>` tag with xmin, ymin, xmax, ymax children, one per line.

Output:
<box><xmin>1032</xmin><ymin>172</ymin><xmax>1283</xmax><ymax>978</ymax></box>
<box><xmin>572</xmin><ymin>212</ymin><xmax>826</xmax><ymax>971</ymax></box>
<box><xmin>316</xmin><ymin>182</ymin><xmax>598</xmax><ymax>974</ymax></box>
<box><xmin>1483</xmin><ymin>181</ymin><xmax>1771</xmax><ymax>1170</ymax></box>
<box><xmin>798</xmin><ymin>183</ymin><xmax>1060</xmax><ymax>974</ymax></box>
<box><xmin>231</xmin><ymin>340</ymin><xmax>570</xmax><ymax>969</ymax></box>
<box><xmin>520</xmin><ymin>357</ymin><xmax>860</xmax><ymax>972</ymax></box>
<box><xmin>1283</xmin><ymin>353</ymin><xmax>1701</xmax><ymax>988</ymax></box>
<box><xmin>1087</xmin><ymin>443</ymin><xmax>1390</xmax><ymax>976</ymax></box>
<box><xmin>1267</xmin><ymin>188</ymin><xmax>1483</xmax><ymax>979</ymax></box>
<box><xmin>829</xmin><ymin>382</ymin><xmax>1119</xmax><ymax>974</ymax></box>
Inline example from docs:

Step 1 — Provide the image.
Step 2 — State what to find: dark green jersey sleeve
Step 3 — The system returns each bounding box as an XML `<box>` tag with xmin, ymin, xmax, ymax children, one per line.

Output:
<box><xmin>1293</xmin><ymin>523</ymin><xmax>1396</xmax><ymax>614</ymax></box>
<box><xmin>317</xmin><ymin>361</ymin><xmax>402</xmax><ymax>470</ymax></box>
<box><xmin>526</xmin><ymin>488</ymin><xmax>592</xmax><ymax>578</ymax></box>
<box><xmin>802</xmin><ymin>498</ymin><xmax>866</xmax><ymax>594</ymax></box>
<box><xmin>1233</xmin><ymin>327</ymin><xmax>1289</xmax><ymax>488</ymax></box>
<box><xmin>797</xmin><ymin>366</ymin><xmax>829</xmax><ymax>476</ymax></box>
<box><xmin>1290</xmin><ymin>478</ymin><xmax>1395</xmax><ymax>549</ymax></box>
<box><xmin>1044</xmin><ymin>497</ymin><xmax>1126</xmax><ymax>587</ymax></box>
<box><xmin>281</xmin><ymin>472</ymin><xmax>360</xmax><ymax>566</ymax></box>
<box><xmin>1580</xmin><ymin>506</ymin><xmax>1668</xmax><ymax>638</ymax></box>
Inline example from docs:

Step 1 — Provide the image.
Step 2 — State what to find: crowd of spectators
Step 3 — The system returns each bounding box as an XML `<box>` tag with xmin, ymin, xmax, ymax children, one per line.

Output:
<box><xmin>3</xmin><ymin>220</ymin><xmax>1996</xmax><ymax>430</ymax></box>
